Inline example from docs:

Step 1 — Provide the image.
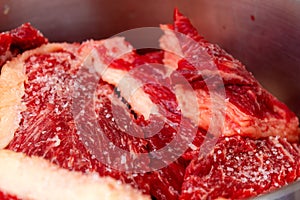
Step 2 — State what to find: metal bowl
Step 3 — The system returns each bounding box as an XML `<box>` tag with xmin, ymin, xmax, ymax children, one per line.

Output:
<box><xmin>1</xmin><ymin>0</ymin><xmax>299</xmax><ymax>199</ymax></box>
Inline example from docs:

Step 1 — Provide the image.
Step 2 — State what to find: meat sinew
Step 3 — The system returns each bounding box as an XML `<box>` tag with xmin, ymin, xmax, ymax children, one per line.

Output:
<box><xmin>0</xmin><ymin>9</ymin><xmax>299</xmax><ymax>200</ymax></box>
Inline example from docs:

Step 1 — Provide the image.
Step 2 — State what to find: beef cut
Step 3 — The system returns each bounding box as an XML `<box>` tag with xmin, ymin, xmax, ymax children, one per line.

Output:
<box><xmin>0</xmin><ymin>23</ymin><xmax>47</xmax><ymax>69</ymax></box>
<box><xmin>180</xmin><ymin>136</ymin><xmax>300</xmax><ymax>199</ymax></box>
<box><xmin>0</xmin><ymin>39</ymin><xmax>185</xmax><ymax>200</ymax></box>
<box><xmin>159</xmin><ymin>9</ymin><xmax>299</xmax><ymax>142</ymax></box>
<box><xmin>0</xmin><ymin>9</ymin><xmax>299</xmax><ymax>200</ymax></box>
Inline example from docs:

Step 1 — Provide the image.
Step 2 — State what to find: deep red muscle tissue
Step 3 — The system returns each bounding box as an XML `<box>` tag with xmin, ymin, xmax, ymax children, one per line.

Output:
<box><xmin>0</xmin><ymin>9</ymin><xmax>299</xmax><ymax>200</ymax></box>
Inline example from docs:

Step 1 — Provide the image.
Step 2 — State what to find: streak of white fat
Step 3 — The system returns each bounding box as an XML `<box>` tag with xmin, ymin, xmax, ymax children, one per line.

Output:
<box><xmin>83</xmin><ymin>47</ymin><xmax>113</xmax><ymax>79</ymax></box>
<box><xmin>103</xmin><ymin>68</ymin><xmax>127</xmax><ymax>86</ymax></box>
<box><xmin>225</xmin><ymin>95</ymin><xmax>255</xmax><ymax>117</ymax></box>
<box><xmin>188</xmin><ymin>143</ymin><xmax>197</xmax><ymax>151</ymax></box>
<box><xmin>173</xmin><ymin>84</ymin><xmax>199</xmax><ymax>125</ymax></box>
<box><xmin>159</xmin><ymin>26</ymin><xmax>183</xmax><ymax>62</ymax></box>
<box><xmin>131</xmin><ymin>173</ymin><xmax>138</xmax><ymax>178</ymax></box>
<box><xmin>201</xmin><ymin>69</ymin><xmax>245</xmax><ymax>83</ymax></box>
<box><xmin>103</xmin><ymin>37</ymin><xmax>134</xmax><ymax>61</ymax></box>
<box><xmin>117</xmin><ymin>75</ymin><xmax>159</xmax><ymax>120</ymax></box>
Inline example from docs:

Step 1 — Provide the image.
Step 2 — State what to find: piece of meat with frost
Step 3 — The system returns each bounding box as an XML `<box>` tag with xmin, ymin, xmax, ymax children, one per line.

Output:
<box><xmin>0</xmin><ymin>37</ymin><xmax>185</xmax><ymax>200</ymax></box>
<box><xmin>0</xmin><ymin>42</ymin><xmax>150</xmax><ymax>199</ymax></box>
<box><xmin>180</xmin><ymin>135</ymin><xmax>300</xmax><ymax>199</ymax></box>
<box><xmin>78</xmin><ymin>38</ymin><xmax>159</xmax><ymax>120</ymax></box>
<box><xmin>79</xmin><ymin>39</ymin><xmax>197</xmax><ymax>151</ymax></box>
<box><xmin>79</xmin><ymin>40</ymin><xmax>188</xmax><ymax>200</ymax></box>
<box><xmin>94</xmin><ymin>80</ymin><xmax>187</xmax><ymax>200</ymax></box>
<box><xmin>76</xmin><ymin>22</ymin><xmax>300</xmax><ymax>200</ymax></box>
<box><xmin>159</xmin><ymin>9</ymin><xmax>299</xmax><ymax>142</ymax></box>
<box><xmin>0</xmin><ymin>23</ymin><xmax>47</xmax><ymax>69</ymax></box>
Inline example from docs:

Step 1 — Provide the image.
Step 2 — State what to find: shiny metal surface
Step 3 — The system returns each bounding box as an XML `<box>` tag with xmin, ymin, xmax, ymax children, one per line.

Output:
<box><xmin>0</xmin><ymin>0</ymin><xmax>300</xmax><ymax>198</ymax></box>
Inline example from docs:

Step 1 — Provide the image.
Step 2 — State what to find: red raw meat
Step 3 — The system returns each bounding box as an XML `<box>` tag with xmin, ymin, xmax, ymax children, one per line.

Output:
<box><xmin>0</xmin><ymin>23</ymin><xmax>47</xmax><ymax>68</ymax></box>
<box><xmin>180</xmin><ymin>136</ymin><xmax>300</xmax><ymax>199</ymax></box>
<box><xmin>0</xmin><ymin>191</ymin><xmax>18</xmax><ymax>200</ymax></box>
<box><xmin>79</xmin><ymin>41</ymin><xmax>188</xmax><ymax>200</ymax></box>
<box><xmin>159</xmin><ymin>9</ymin><xmax>299</xmax><ymax>142</ymax></box>
<box><xmin>0</xmin><ymin>9</ymin><xmax>300</xmax><ymax>200</ymax></box>
<box><xmin>160</xmin><ymin>10</ymin><xmax>300</xmax><ymax>199</ymax></box>
<box><xmin>2</xmin><ymin>39</ymin><xmax>185</xmax><ymax>200</ymax></box>
<box><xmin>4</xmin><ymin>43</ymin><xmax>150</xmax><ymax>194</ymax></box>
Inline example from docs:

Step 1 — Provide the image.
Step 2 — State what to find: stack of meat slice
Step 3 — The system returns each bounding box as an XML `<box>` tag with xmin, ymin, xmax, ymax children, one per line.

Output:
<box><xmin>0</xmin><ymin>9</ymin><xmax>299</xmax><ymax>200</ymax></box>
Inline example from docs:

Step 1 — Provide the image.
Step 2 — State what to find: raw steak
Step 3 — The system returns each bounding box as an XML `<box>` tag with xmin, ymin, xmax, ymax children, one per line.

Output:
<box><xmin>0</xmin><ymin>38</ymin><xmax>186</xmax><ymax>200</ymax></box>
<box><xmin>0</xmin><ymin>23</ymin><xmax>47</xmax><ymax>69</ymax></box>
<box><xmin>161</xmin><ymin>10</ymin><xmax>300</xmax><ymax>199</ymax></box>
<box><xmin>0</xmin><ymin>9</ymin><xmax>299</xmax><ymax>200</ymax></box>
<box><xmin>78</xmin><ymin>11</ymin><xmax>300</xmax><ymax>199</ymax></box>
<box><xmin>76</xmin><ymin>39</ymin><xmax>188</xmax><ymax>200</ymax></box>
<box><xmin>159</xmin><ymin>9</ymin><xmax>299</xmax><ymax>142</ymax></box>
<box><xmin>180</xmin><ymin>136</ymin><xmax>300</xmax><ymax>199</ymax></box>
<box><xmin>2</xmin><ymin>41</ymin><xmax>150</xmax><ymax>192</ymax></box>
